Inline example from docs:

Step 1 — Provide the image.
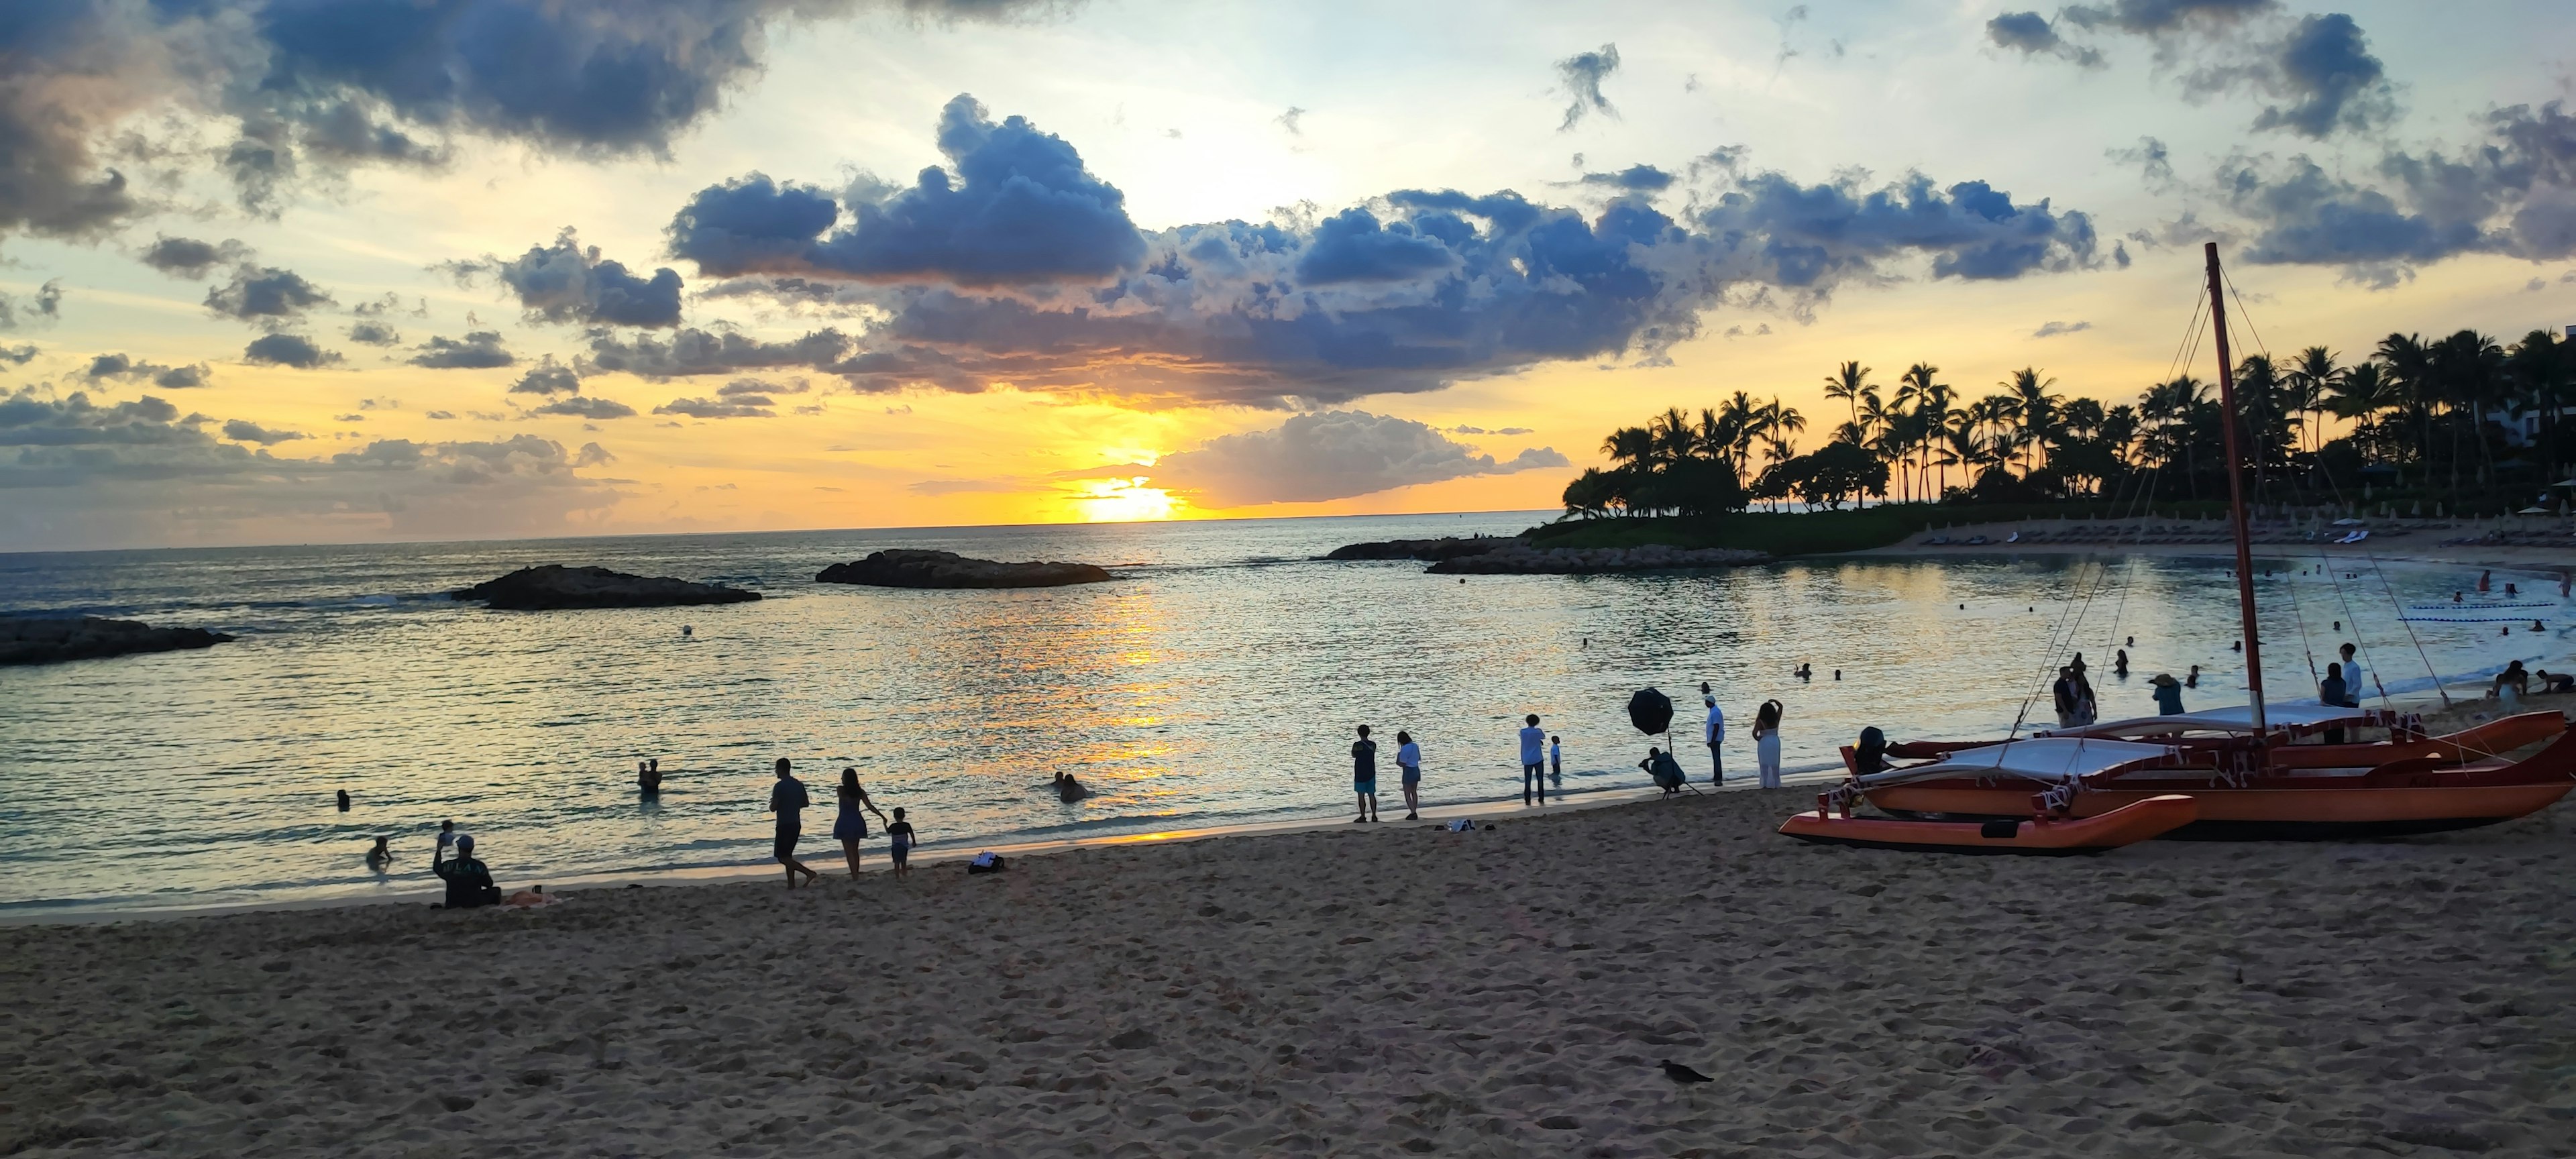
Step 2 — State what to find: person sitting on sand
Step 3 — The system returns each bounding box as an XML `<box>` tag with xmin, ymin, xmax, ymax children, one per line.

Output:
<box><xmin>504</xmin><ymin>885</ymin><xmax>555</xmax><ymax>908</ymax></box>
<box><xmin>1395</xmin><ymin>730</ymin><xmax>1422</xmax><ymax>821</ymax></box>
<box><xmin>769</xmin><ymin>759</ymin><xmax>821</xmax><ymax>889</ymax></box>
<box><xmin>886</xmin><ymin>808</ymin><xmax>916</xmax><ymax>879</ymax></box>
<box><xmin>432</xmin><ymin>834</ymin><xmax>500</xmax><ymax>909</ymax></box>
<box><xmin>835</xmin><ymin>768</ymin><xmax>891</xmax><ymax>878</ymax></box>
<box><xmin>2540</xmin><ymin>669</ymin><xmax>2576</xmax><ymax>694</ymax></box>
<box><xmin>1053</xmin><ymin>771</ymin><xmax>1091</xmax><ymax>803</ymax></box>
<box><xmin>2150</xmin><ymin>673</ymin><xmax>2184</xmax><ymax>716</ymax></box>
<box><xmin>1350</xmin><ymin>725</ymin><xmax>1381</xmax><ymax>824</ymax></box>
<box><xmin>366</xmin><ymin>836</ymin><xmax>392</xmax><ymax>871</ymax></box>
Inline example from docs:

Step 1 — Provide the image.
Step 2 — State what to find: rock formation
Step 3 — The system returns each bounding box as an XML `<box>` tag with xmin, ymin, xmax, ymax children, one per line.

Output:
<box><xmin>1322</xmin><ymin>537</ymin><xmax>1515</xmax><ymax>562</ymax></box>
<box><xmin>0</xmin><ymin>616</ymin><xmax>236</xmax><ymax>665</ymax></box>
<box><xmin>451</xmin><ymin>565</ymin><xmax>761</xmax><ymax>610</ymax></box>
<box><xmin>1424</xmin><ymin>543</ymin><xmax>1770</xmax><ymax>574</ymax></box>
<box><xmin>815</xmin><ymin>549</ymin><xmax>1112</xmax><ymax>589</ymax></box>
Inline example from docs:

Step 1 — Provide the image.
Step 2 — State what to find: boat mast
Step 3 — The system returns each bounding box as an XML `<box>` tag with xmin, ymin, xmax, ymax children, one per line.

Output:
<box><xmin>2204</xmin><ymin>241</ymin><xmax>2267</xmax><ymax>737</ymax></box>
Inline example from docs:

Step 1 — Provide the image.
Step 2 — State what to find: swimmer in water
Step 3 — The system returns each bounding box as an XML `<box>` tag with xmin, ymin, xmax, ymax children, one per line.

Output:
<box><xmin>2186</xmin><ymin>665</ymin><xmax>2201</xmax><ymax>688</ymax></box>
<box><xmin>366</xmin><ymin>836</ymin><xmax>391</xmax><ymax>870</ymax></box>
<box><xmin>336</xmin><ymin>788</ymin><xmax>350</xmax><ymax>811</ymax></box>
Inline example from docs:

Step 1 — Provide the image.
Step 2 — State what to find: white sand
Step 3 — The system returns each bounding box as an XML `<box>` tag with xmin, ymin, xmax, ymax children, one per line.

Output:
<box><xmin>4</xmin><ymin>788</ymin><xmax>2572</xmax><ymax>1156</ymax></box>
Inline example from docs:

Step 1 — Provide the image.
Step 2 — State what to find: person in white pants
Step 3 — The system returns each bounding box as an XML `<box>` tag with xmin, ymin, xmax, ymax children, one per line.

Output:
<box><xmin>1753</xmin><ymin>699</ymin><xmax>1785</xmax><ymax>789</ymax></box>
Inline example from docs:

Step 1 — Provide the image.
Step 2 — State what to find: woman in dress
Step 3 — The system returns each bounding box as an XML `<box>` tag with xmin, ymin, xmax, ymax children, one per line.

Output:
<box><xmin>834</xmin><ymin>767</ymin><xmax>890</xmax><ymax>879</ymax></box>
<box><xmin>1753</xmin><ymin>700</ymin><xmax>1785</xmax><ymax>789</ymax></box>
<box><xmin>1394</xmin><ymin>730</ymin><xmax>1423</xmax><ymax>820</ymax></box>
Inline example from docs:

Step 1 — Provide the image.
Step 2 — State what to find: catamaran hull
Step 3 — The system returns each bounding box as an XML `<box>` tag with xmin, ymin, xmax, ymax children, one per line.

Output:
<box><xmin>1866</xmin><ymin>780</ymin><xmax>2575</xmax><ymax>840</ymax></box>
<box><xmin>1780</xmin><ymin>794</ymin><xmax>2197</xmax><ymax>854</ymax></box>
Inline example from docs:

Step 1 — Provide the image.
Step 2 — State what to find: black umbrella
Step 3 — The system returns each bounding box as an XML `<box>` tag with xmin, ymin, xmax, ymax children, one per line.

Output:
<box><xmin>1627</xmin><ymin>687</ymin><xmax>1674</xmax><ymax>736</ymax></box>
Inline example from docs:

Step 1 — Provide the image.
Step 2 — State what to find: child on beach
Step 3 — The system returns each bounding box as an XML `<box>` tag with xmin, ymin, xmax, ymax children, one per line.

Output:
<box><xmin>1549</xmin><ymin>734</ymin><xmax>1562</xmax><ymax>787</ymax></box>
<box><xmin>1351</xmin><ymin>725</ymin><xmax>1381</xmax><ymax>824</ymax></box>
<box><xmin>437</xmin><ymin>819</ymin><xmax>455</xmax><ymax>857</ymax></box>
<box><xmin>886</xmin><ymin>808</ymin><xmax>916</xmax><ymax>879</ymax></box>
<box><xmin>1395</xmin><ymin>730</ymin><xmax>1421</xmax><ymax>821</ymax></box>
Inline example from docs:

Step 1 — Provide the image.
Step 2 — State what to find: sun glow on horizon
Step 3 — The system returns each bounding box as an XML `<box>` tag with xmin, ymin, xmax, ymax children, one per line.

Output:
<box><xmin>1068</xmin><ymin>477</ymin><xmax>1179</xmax><ymax>522</ymax></box>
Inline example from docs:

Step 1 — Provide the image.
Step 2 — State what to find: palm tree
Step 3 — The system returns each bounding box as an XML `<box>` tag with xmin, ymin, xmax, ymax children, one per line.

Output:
<box><xmin>1898</xmin><ymin>363</ymin><xmax>1945</xmax><ymax>500</ymax></box>
<box><xmin>1602</xmin><ymin>425</ymin><xmax>1654</xmax><ymax>470</ymax></box>
<box><xmin>2328</xmin><ymin>362</ymin><xmax>2396</xmax><ymax>466</ymax></box>
<box><xmin>2284</xmin><ymin>345</ymin><xmax>2343</xmax><ymax>456</ymax></box>
<box><xmin>2002</xmin><ymin>368</ymin><xmax>2061</xmax><ymax>476</ymax></box>
<box><xmin>2375</xmin><ymin>332</ymin><xmax>2436</xmax><ymax>473</ymax></box>
<box><xmin>1823</xmin><ymin>362</ymin><xmax>1872</xmax><ymax>429</ymax></box>
<box><xmin>1646</xmin><ymin>406</ymin><xmax>1697</xmax><ymax>467</ymax></box>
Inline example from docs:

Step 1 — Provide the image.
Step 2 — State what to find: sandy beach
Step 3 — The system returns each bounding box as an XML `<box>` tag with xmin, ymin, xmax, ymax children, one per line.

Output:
<box><xmin>5</xmin><ymin>783</ymin><xmax>2571</xmax><ymax>1157</ymax></box>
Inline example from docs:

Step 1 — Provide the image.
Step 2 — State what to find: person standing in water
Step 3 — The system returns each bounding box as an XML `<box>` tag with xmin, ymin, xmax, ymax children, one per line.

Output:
<box><xmin>1752</xmin><ymin>700</ymin><xmax>1785</xmax><ymax>789</ymax></box>
<box><xmin>2052</xmin><ymin>667</ymin><xmax>2082</xmax><ymax>729</ymax></box>
<box><xmin>832</xmin><ymin>767</ymin><xmax>889</xmax><ymax>879</ymax></box>
<box><xmin>767</xmin><ymin>758</ymin><xmax>820</xmax><ymax>888</ymax></box>
<box><xmin>1395</xmin><ymin>730</ymin><xmax>1422</xmax><ymax>820</ymax></box>
<box><xmin>1517</xmin><ymin>714</ymin><xmax>1548</xmax><ymax>806</ymax></box>
<box><xmin>366</xmin><ymin>836</ymin><xmax>392</xmax><ymax>871</ymax></box>
<box><xmin>885</xmin><ymin>808</ymin><xmax>916</xmax><ymax>879</ymax></box>
<box><xmin>2150</xmin><ymin>673</ymin><xmax>2185</xmax><ymax>716</ymax></box>
<box><xmin>1350</xmin><ymin>725</ymin><xmax>1381</xmax><ymax>824</ymax></box>
<box><xmin>2186</xmin><ymin>665</ymin><xmax>2202</xmax><ymax>689</ymax></box>
<box><xmin>637</xmin><ymin>759</ymin><xmax>661</xmax><ymax>796</ymax></box>
<box><xmin>1548</xmin><ymin>734</ymin><xmax>1562</xmax><ymax>785</ymax></box>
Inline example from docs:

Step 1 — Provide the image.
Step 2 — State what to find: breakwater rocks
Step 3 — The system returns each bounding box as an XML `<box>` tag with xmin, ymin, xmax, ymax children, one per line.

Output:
<box><xmin>1</xmin><ymin>616</ymin><xmax>236</xmax><ymax>665</ymax></box>
<box><xmin>1424</xmin><ymin>543</ymin><xmax>1772</xmax><ymax>574</ymax></box>
<box><xmin>1322</xmin><ymin>536</ymin><xmax>1515</xmax><ymax>562</ymax></box>
<box><xmin>816</xmin><ymin>549</ymin><xmax>1113</xmax><ymax>589</ymax></box>
<box><xmin>451</xmin><ymin>565</ymin><xmax>761</xmax><ymax>610</ymax></box>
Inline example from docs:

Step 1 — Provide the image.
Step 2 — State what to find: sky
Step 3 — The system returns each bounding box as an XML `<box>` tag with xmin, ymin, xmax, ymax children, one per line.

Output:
<box><xmin>2</xmin><ymin>0</ymin><xmax>2573</xmax><ymax>551</ymax></box>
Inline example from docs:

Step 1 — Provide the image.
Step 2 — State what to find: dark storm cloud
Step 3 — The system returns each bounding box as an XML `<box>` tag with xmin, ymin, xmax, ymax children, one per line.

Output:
<box><xmin>529</xmin><ymin>396</ymin><xmax>637</xmax><ymax>419</ymax></box>
<box><xmin>673</xmin><ymin>98</ymin><xmax>2103</xmax><ymax>406</ymax></box>
<box><xmin>0</xmin><ymin>1</ymin><xmax>1077</xmax><ymax>244</ymax></box>
<box><xmin>1556</xmin><ymin>44</ymin><xmax>1621</xmax><ymax>131</ymax></box>
<box><xmin>508</xmin><ymin>357</ymin><xmax>584</xmax><ymax>395</ymax></box>
<box><xmin>667</xmin><ymin>95</ymin><xmax>1145</xmax><ymax>286</ymax></box>
<box><xmin>2220</xmin><ymin>101</ymin><xmax>2576</xmax><ymax>283</ymax></box>
<box><xmin>205</xmin><ymin>266</ymin><xmax>333</xmax><ymax>323</ymax></box>
<box><xmin>221</xmin><ymin>419</ymin><xmax>307</xmax><ymax>444</ymax></box>
<box><xmin>140</xmin><ymin>236</ymin><xmax>243</xmax><ymax>279</ymax></box>
<box><xmin>460</xmin><ymin>229</ymin><xmax>686</xmax><ymax>327</ymax></box>
<box><xmin>0</xmin><ymin>280</ymin><xmax>66</xmax><ymax>330</ymax></box>
<box><xmin>242</xmin><ymin>333</ymin><xmax>341</xmax><ymax>368</ymax></box>
<box><xmin>408</xmin><ymin>331</ymin><xmax>516</xmax><ymax>370</ymax></box>
<box><xmin>1992</xmin><ymin>2</ymin><xmax>2390</xmax><ymax>140</ymax></box>
<box><xmin>1142</xmin><ymin>410</ymin><xmax>1570</xmax><ymax>506</ymax></box>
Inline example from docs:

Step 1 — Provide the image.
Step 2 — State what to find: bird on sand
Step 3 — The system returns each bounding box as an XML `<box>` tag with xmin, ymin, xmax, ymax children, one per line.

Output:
<box><xmin>1659</xmin><ymin>1060</ymin><xmax>1713</xmax><ymax>1084</ymax></box>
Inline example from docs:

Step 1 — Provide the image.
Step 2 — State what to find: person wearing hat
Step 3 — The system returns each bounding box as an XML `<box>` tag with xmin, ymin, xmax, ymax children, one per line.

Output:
<box><xmin>2150</xmin><ymin>673</ymin><xmax>2184</xmax><ymax>716</ymax></box>
<box><xmin>432</xmin><ymin>832</ymin><xmax>500</xmax><ymax>909</ymax></box>
<box><xmin>1699</xmin><ymin>681</ymin><xmax>1725</xmax><ymax>785</ymax></box>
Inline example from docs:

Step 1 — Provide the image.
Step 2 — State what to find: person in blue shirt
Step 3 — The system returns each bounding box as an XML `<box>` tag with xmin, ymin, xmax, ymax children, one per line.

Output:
<box><xmin>1393</xmin><ymin>730</ymin><xmax>1423</xmax><ymax>820</ymax></box>
<box><xmin>1350</xmin><ymin>725</ymin><xmax>1380</xmax><ymax>823</ymax></box>
<box><xmin>1518</xmin><ymin>714</ymin><xmax>1547</xmax><ymax>806</ymax></box>
<box><xmin>768</xmin><ymin>758</ymin><xmax>820</xmax><ymax>888</ymax></box>
<box><xmin>2150</xmin><ymin>673</ymin><xmax>2185</xmax><ymax>716</ymax></box>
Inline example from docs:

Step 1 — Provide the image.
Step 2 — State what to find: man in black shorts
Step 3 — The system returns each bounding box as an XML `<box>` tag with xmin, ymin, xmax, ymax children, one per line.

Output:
<box><xmin>769</xmin><ymin>758</ymin><xmax>820</xmax><ymax>887</ymax></box>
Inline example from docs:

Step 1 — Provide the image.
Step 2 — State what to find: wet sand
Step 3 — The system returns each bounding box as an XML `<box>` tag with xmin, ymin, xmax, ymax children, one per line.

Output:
<box><xmin>5</xmin><ymin>786</ymin><xmax>2571</xmax><ymax>1157</ymax></box>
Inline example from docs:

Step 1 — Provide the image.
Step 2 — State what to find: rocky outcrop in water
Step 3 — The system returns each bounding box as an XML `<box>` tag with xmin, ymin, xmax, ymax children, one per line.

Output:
<box><xmin>451</xmin><ymin>565</ymin><xmax>761</xmax><ymax>610</ymax></box>
<box><xmin>1425</xmin><ymin>543</ymin><xmax>1771</xmax><ymax>574</ymax></box>
<box><xmin>1322</xmin><ymin>536</ymin><xmax>1515</xmax><ymax>562</ymax></box>
<box><xmin>0</xmin><ymin>616</ymin><xmax>236</xmax><ymax>665</ymax></box>
<box><xmin>816</xmin><ymin>549</ymin><xmax>1113</xmax><ymax>590</ymax></box>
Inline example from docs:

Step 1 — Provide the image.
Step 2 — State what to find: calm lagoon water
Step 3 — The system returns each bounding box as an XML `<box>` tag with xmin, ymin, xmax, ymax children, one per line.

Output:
<box><xmin>1</xmin><ymin>512</ymin><xmax>2563</xmax><ymax>912</ymax></box>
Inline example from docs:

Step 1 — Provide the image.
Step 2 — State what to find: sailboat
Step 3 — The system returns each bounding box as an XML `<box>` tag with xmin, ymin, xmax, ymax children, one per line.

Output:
<box><xmin>1790</xmin><ymin>243</ymin><xmax>2576</xmax><ymax>844</ymax></box>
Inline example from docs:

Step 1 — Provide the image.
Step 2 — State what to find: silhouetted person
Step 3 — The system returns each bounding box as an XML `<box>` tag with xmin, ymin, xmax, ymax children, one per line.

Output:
<box><xmin>336</xmin><ymin>789</ymin><xmax>350</xmax><ymax>812</ymax></box>
<box><xmin>1518</xmin><ymin>714</ymin><xmax>1547</xmax><ymax>806</ymax></box>
<box><xmin>1350</xmin><ymin>725</ymin><xmax>1380</xmax><ymax>823</ymax></box>
<box><xmin>637</xmin><ymin>759</ymin><xmax>661</xmax><ymax>796</ymax></box>
<box><xmin>366</xmin><ymin>836</ymin><xmax>391</xmax><ymax>871</ymax></box>
<box><xmin>433</xmin><ymin>834</ymin><xmax>499</xmax><ymax>909</ymax></box>
<box><xmin>769</xmin><ymin>758</ymin><xmax>820</xmax><ymax>887</ymax></box>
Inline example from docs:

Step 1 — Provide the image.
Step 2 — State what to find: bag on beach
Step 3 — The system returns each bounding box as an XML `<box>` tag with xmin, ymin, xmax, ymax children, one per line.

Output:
<box><xmin>967</xmin><ymin>851</ymin><xmax>1006</xmax><ymax>875</ymax></box>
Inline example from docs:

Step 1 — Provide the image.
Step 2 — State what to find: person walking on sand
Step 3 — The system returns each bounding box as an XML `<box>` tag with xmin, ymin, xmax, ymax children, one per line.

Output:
<box><xmin>885</xmin><ymin>808</ymin><xmax>917</xmax><ymax>879</ymax></box>
<box><xmin>1350</xmin><ymin>725</ymin><xmax>1381</xmax><ymax>824</ymax></box>
<box><xmin>1752</xmin><ymin>700</ymin><xmax>1785</xmax><ymax>789</ymax></box>
<box><xmin>1517</xmin><ymin>714</ymin><xmax>1548</xmax><ymax>806</ymax></box>
<box><xmin>1395</xmin><ymin>730</ymin><xmax>1422</xmax><ymax>820</ymax></box>
<box><xmin>768</xmin><ymin>758</ymin><xmax>820</xmax><ymax>888</ymax></box>
<box><xmin>833</xmin><ymin>767</ymin><xmax>890</xmax><ymax>879</ymax></box>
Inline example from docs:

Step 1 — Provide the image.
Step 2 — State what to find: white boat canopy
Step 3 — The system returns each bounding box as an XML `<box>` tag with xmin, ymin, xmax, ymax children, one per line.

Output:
<box><xmin>2037</xmin><ymin>704</ymin><xmax>2373</xmax><ymax>738</ymax></box>
<box><xmin>1854</xmin><ymin>737</ymin><xmax>2179</xmax><ymax>789</ymax></box>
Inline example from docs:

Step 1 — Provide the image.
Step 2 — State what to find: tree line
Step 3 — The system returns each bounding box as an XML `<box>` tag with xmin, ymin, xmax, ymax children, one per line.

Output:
<box><xmin>1563</xmin><ymin>327</ymin><xmax>2576</xmax><ymax>518</ymax></box>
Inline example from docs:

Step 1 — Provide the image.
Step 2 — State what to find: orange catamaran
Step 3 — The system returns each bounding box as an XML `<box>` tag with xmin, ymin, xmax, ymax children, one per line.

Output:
<box><xmin>1786</xmin><ymin>243</ymin><xmax>2576</xmax><ymax>848</ymax></box>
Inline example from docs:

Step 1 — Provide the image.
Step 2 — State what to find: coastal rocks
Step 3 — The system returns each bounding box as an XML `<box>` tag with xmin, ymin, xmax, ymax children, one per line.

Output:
<box><xmin>815</xmin><ymin>549</ymin><xmax>1112</xmax><ymax>590</ymax></box>
<box><xmin>0</xmin><ymin>616</ymin><xmax>236</xmax><ymax>665</ymax></box>
<box><xmin>1322</xmin><ymin>536</ymin><xmax>1514</xmax><ymax>562</ymax></box>
<box><xmin>1424</xmin><ymin>543</ymin><xmax>1770</xmax><ymax>574</ymax></box>
<box><xmin>450</xmin><ymin>565</ymin><xmax>761</xmax><ymax>610</ymax></box>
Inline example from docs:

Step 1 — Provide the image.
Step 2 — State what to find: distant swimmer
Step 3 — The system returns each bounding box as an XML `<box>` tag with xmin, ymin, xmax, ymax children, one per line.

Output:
<box><xmin>336</xmin><ymin>789</ymin><xmax>351</xmax><ymax>812</ymax></box>
<box><xmin>2534</xmin><ymin>620</ymin><xmax>2548</xmax><ymax>632</ymax></box>
<box><xmin>1053</xmin><ymin>770</ymin><xmax>1091</xmax><ymax>804</ymax></box>
<box><xmin>2186</xmin><ymin>665</ymin><xmax>2201</xmax><ymax>689</ymax></box>
<box><xmin>366</xmin><ymin>836</ymin><xmax>392</xmax><ymax>871</ymax></box>
<box><xmin>2113</xmin><ymin>649</ymin><xmax>2130</xmax><ymax>677</ymax></box>
<box><xmin>2125</xmin><ymin>636</ymin><xmax>2135</xmax><ymax>647</ymax></box>
<box><xmin>2506</xmin><ymin>582</ymin><xmax>2520</xmax><ymax>596</ymax></box>
<box><xmin>2231</xmin><ymin>640</ymin><xmax>2243</xmax><ymax>653</ymax></box>
<box><xmin>681</xmin><ymin>624</ymin><xmax>694</xmax><ymax>639</ymax></box>
<box><xmin>2479</xmin><ymin>569</ymin><xmax>2492</xmax><ymax>593</ymax></box>
<box><xmin>637</xmin><ymin>759</ymin><xmax>661</xmax><ymax>796</ymax></box>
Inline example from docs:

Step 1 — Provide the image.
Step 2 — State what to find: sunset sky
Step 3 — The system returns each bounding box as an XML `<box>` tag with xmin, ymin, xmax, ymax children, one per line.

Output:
<box><xmin>3</xmin><ymin>0</ymin><xmax>2573</xmax><ymax>550</ymax></box>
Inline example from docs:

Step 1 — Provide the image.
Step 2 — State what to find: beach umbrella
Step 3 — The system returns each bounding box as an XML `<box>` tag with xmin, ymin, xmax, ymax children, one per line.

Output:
<box><xmin>1627</xmin><ymin>687</ymin><xmax>1674</xmax><ymax>736</ymax></box>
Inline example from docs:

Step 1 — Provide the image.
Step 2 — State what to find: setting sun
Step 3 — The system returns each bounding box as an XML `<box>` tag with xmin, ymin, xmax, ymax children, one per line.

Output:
<box><xmin>1068</xmin><ymin>478</ymin><xmax>1179</xmax><ymax>522</ymax></box>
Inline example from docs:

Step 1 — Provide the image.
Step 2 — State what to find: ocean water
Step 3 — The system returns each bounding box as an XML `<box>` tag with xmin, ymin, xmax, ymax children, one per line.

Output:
<box><xmin>1</xmin><ymin>512</ymin><xmax>2563</xmax><ymax>913</ymax></box>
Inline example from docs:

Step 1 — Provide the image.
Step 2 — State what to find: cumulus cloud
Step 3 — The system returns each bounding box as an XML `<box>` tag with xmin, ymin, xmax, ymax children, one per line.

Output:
<box><xmin>509</xmin><ymin>357</ymin><xmax>584</xmax><ymax>395</ymax></box>
<box><xmin>1556</xmin><ymin>44</ymin><xmax>1621</xmax><ymax>131</ymax></box>
<box><xmin>667</xmin><ymin>94</ymin><xmax>1145</xmax><ymax>286</ymax></box>
<box><xmin>672</xmin><ymin>97</ymin><xmax>2101</xmax><ymax>406</ymax></box>
<box><xmin>0</xmin><ymin>344</ymin><xmax>36</xmax><ymax>366</ymax></box>
<box><xmin>243</xmin><ymin>333</ymin><xmax>341</xmax><ymax>368</ymax></box>
<box><xmin>0</xmin><ymin>280</ymin><xmax>66</xmax><ymax>330</ymax></box>
<box><xmin>0</xmin><ymin>0</ymin><xmax>1076</xmax><ymax>245</ymax></box>
<box><xmin>1141</xmin><ymin>410</ymin><xmax>1570</xmax><ymax>506</ymax></box>
<box><xmin>1577</xmin><ymin>165</ymin><xmax>1676</xmax><ymax>192</ymax></box>
<box><xmin>530</xmin><ymin>396</ymin><xmax>638</xmax><ymax>419</ymax></box>
<box><xmin>2033</xmin><ymin>320</ymin><xmax>2094</xmax><ymax>337</ymax></box>
<box><xmin>205</xmin><ymin>266</ymin><xmax>333</xmax><ymax>323</ymax></box>
<box><xmin>221</xmin><ymin>419</ymin><xmax>307</xmax><ymax>444</ymax></box>
<box><xmin>409</xmin><ymin>331</ymin><xmax>516</xmax><ymax>370</ymax></box>
<box><xmin>1448</xmin><ymin>425</ymin><xmax>1535</xmax><ymax>436</ymax></box>
<box><xmin>455</xmin><ymin>229</ymin><xmax>686</xmax><ymax>327</ymax></box>
<box><xmin>347</xmin><ymin>320</ymin><xmax>402</xmax><ymax>346</ymax></box>
<box><xmin>654</xmin><ymin>395</ymin><xmax>777</xmax><ymax>419</ymax></box>
<box><xmin>140</xmin><ymin>236</ymin><xmax>246</xmax><ymax>279</ymax></box>
<box><xmin>1992</xmin><ymin>2</ymin><xmax>2392</xmax><ymax>139</ymax></box>
<box><xmin>85</xmin><ymin>353</ymin><xmax>213</xmax><ymax>389</ymax></box>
